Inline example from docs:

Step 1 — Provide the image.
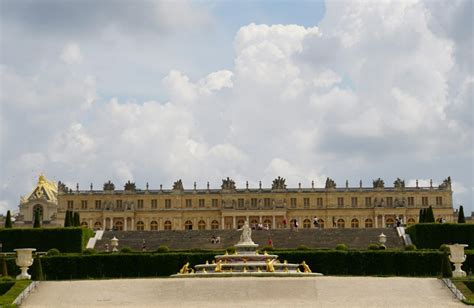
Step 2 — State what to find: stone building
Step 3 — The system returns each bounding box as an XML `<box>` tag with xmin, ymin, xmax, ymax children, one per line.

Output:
<box><xmin>44</xmin><ymin>176</ymin><xmax>454</xmax><ymax>231</ymax></box>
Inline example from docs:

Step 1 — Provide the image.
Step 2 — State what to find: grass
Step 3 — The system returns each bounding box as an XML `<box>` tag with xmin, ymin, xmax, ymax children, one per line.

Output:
<box><xmin>0</xmin><ymin>280</ymin><xmax>32</xmax><ymax>307</ymax></box>
<box><xmin>452</xmin><ymin>278</ymin><xmax>474</xmax><ymax>305</ymax></box>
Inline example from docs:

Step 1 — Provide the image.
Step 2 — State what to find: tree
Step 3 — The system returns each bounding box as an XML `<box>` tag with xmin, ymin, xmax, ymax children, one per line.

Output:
<box><xmin>33</xmin><ymin>210</ymin><xmax>41</xmax><ymax>228</ymax></box>
<box><xmin>458</xmin><ymin>205</ymin><xmax>466</xmax><ymax>223</ymax></box>
<box><xmin>419</xmin><ymin>209</ymin><xmax>424</xmax><ymax>223</ymax></box>
<box><xmin>73</xmin><ymin>212</ymin><xmax>80</xmax><ymax>227</ymax></box>
<box><xmin>425</xmin><ymin>206</ymin><xmax>435</xmax><ymax>223</ymax></box>
<box><xmin>64</xmin><ymin>210</ymin><xmax>71</xmax><ymax>227</ymax></box>
<box><xmin>4</xmin><ymin>210</ymin><xmax>12</xmax><ymax>228</ymax></box>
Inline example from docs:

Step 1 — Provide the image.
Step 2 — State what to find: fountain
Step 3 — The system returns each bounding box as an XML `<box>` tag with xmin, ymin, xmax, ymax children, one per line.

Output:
<box><xmin>172</xmin><ymin>221</ymin><xmax>322</xmax><ymax>277</ymax></box>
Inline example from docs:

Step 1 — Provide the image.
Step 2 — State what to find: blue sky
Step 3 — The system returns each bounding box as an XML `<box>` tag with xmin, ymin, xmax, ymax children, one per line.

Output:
<box><xmin>0</xmin><ymin>0</ymin><xmax>472</xmax><ymax>216</ymax></box>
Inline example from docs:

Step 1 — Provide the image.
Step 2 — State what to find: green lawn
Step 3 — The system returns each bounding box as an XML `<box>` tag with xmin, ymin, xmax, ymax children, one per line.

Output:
<box><xmin>452</xmin><ymin>278</ymin><xmax>474</xmax><ymax>305</ymax></box>
<box><xmin>0</xmin><ymin>280</ymin><xmax>32</xmax><ymax>307</ymax></box>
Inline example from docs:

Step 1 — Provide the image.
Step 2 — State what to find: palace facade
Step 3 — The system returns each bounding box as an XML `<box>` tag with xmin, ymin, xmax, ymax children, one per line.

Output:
<box><xmin>17</xmin><ymin>175</ymin><xmax>455</xmax><ymax>230</ymax></box>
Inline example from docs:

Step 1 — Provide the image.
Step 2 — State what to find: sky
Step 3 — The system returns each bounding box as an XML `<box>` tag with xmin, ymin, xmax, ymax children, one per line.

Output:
<box><xmin>0</xmin><ymin>0</ymin><xmax>472</xmax><ymax>215</ymax></box>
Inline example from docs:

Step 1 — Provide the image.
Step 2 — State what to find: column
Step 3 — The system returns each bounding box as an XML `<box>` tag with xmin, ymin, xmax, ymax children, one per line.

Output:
<box><xmin>382</xmin><ymin>215</ymin><xmax>386</xmax><ymax>228</ymax></box>
<box><xmin>232</xmin><ymin>216</ymin><xmax>236</xmax><ymax>229</ymax></box>
<box><xmin>89</xmin><ymin>219</ymin><xmax>93</xmax><ymax>229</ymax></box>
<box><xmin>102</xmin><ymin>217</ymin><xmax>105</xmax><ymax>230</ymax></box>
<box><xmin>124</xmin><ymin>218</ymin><xmax>127</xmax><ymax>231</ymax></box>
<box><xmin>375</xmin><ymin>216</ymin><xmax>378</xmax><ymax>228</ymax></box>
<box><xmin>221</xmin><ymin>216</ymin><xmax>225</xmax><ymax>230</ymax></box>
<box><xmin>259</xmin><ymin>216</ymin><xmax>262</xmax><ymax>223</ymax></box>
<box><xmin>131</xmin><ymin>217</ymin><xmax>135</xmax><ymax>231</ymax></box>
<box><xmin>272</xmin><ymin>216</ymin><xmax>276</xmax><ymax>229</ymax></box>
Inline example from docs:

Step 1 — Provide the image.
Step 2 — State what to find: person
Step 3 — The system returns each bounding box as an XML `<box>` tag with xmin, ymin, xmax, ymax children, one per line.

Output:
<box><xmin>332</xmin><ymin>217</ymin><xmax>336</xmax><ymax>228</ymax></box>
<box><xmin>313</xmin><ymin>216</ymin><xmax>319</xmax><ymax>229</ymax></box>
<box><xmin>215</xmin><ymin>236</ymin><xmax>221</xmax><ymax>244</ymax></box>
<box><xmin>268</xmin><ymin>238</ymin><xmax>273</xmax><ymax>247</ymax></box>
<box><xmin>141</xmin><ymin>239</ymin><xmax>147</xmax><ymax>252</ymax></box>
<box><xmin>396</xmin><ymin>217</ymin><xmax>401</xmax><ymax>228</ymax></box>
<box><xmin>283</xmin><ymin>218</ymin><xmax>287</xmax><ymax>228</ymax></box>
<box><xmin>211</xmin><ymin>235</ymin><xmax>216</xmax><ymax>244</ymax></box>
<box><xmin>294</xmin><ymin>220</ymin><xmax>299</xmax><ymax>232</ymax></box>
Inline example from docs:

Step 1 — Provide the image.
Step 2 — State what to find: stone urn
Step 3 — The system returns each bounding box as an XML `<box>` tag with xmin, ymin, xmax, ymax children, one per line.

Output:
<box><xmin>14</xmin><ymin>248</ymin><xmax>36</xmax><ymax>280</ymax></box>
<box><xmin>447</xmin><ymin>244</ymin><xmax>468</xmax><ymax>277</ymax></box>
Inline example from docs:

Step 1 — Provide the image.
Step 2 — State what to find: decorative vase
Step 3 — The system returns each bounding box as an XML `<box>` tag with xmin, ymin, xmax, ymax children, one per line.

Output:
<box><xmin>447</xmin><ymin>244</ymin><xmax>468</xmax><ymax>277</ymax></box>
<box><xmin>14</xmin><ymin>248</ymin><xmax>36</xmax><ymax>280</ymax></box>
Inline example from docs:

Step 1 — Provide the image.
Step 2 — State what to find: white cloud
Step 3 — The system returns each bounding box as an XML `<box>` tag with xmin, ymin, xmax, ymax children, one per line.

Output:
<box><xmin>60</xmin><ymin>42</ymin><xmax>83</xmax><ymax>64</ymax></box>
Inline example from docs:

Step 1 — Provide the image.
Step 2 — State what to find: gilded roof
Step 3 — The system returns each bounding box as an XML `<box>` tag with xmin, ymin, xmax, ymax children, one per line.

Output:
<box><xmin>23</xmin><ymin>174</ymin><xmax>58</xmax><ymax>203</ymax></box>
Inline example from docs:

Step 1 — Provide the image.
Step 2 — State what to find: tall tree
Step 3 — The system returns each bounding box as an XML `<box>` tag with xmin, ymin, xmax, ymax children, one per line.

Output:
<box><xmin>458</xmin><ymin>205</ymin><xmax>466</xmax><ymax>223</ymax></box>
<box><xmin>73</xmin><ymin>212</ymin><xmax>80</xmax><ymax>227</ymax></box>
<box><xmin>4</xmin><ymin>210</ymin><xmax>12</xmax><ymax>228</ymax></box>
<box><xmin>419</xmin><ymin>209</ymin><xmax>424</xmax><ymax>223</ymax></box>
<box><xmin>425</xmin><ymin>206</ymin><xmax>435</xmax><ymax>223</ymax></box>
<box><xmin>33</xmin><ymin>210</ymin><xmax>41</xmax><ymax>228</ymax></box>
<box><xmin>64</xmin><ymin>210</ymin><xmax>71</xmax><ymax>227</ymax></box>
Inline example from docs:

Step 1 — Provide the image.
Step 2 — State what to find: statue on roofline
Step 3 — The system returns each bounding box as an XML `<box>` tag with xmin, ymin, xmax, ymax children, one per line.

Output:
<box><xmin>438</xmin><ymin>176</ymin><xmax>452</xmax><ymax>190</ymax></box>
<box><xmin>172</xmin><ymin>179</ymin><xmax>184</xmax><ymax>191</ymax></box>
<box><xmin>272</xmin><ymin>176</ymin><xmax>287</xmax><ymax>190</ymax></box>
<box><xmin>325</xmin><ymin>177</ymin><xmax>336</xmax><ymax>189</ymax></box>
<box><xmin>124</xmin><ymin>180</ymin><xmax>136</xmax><ymax>191</ymax></box>
<box><xmin>373</xmin><ymin>178</ymin><xmax>385</xmax><ymax>188</ymax></box>
<box><xmin>221</xmin><ymin>177</ymin><xmax>236</xmax><ymax>190</ymax></box>
<box><xmin>393</xmin><ymin>178</ymin><xmax>405</xmax><ymax>189</ymax></box>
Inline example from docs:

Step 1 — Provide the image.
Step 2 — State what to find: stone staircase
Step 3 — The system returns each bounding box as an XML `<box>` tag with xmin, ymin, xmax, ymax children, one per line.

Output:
<box><xmin>95</xmin><ymin>228</ymin><xmax>403</xmax><ymax>251</ymax></box>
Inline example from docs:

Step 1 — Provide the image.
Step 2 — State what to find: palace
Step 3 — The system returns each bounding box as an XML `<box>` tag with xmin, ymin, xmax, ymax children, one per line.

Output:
<box><xmin>16</xmin><ymin>175</ymin><xmax>455</xmax><ymax>230</ymax></box>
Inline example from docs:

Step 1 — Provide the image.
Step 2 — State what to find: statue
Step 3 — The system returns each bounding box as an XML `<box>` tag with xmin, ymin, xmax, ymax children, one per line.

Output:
<box><xmin>439</xmin><ymin>176</ymin><xmax>452</xmax><ymax>190</ymax></box>
<box><xmin>172</xmin><ymin>179</ymin><xmax>184</xmax><ymax>191</ymax></box>
<box><xmin>325</xmin><ymin>177</ymin><xmax>336</xmax><ymax>189</ymax></box>
<box><xmin>393</xmin><ymin>178</ymin><xmax>405</xmax><ymax>189</ymax></box>
<box><xmin>271</xmin><ymin>176</ymin><xmax>287</xmax><ymax>191</ymax></box>
<box><xmin>373</xmin><ymin>178</ymin><xmax>385</xmax><ymax>188</ymax></box>
<box><xmin>300</xmin><ymin>261</ymin><xmax>312</xmax><ymax>273</ymax></box>
<box><xmin>221</xmin><ymin>177</ymin><xmax>236</xmax><ymax>190</ymax></box>
<box><xmin>237</xmin><ymin>221</ymin><xmax>254</xmax><ymax>244</ymax></box>
<box><xmin>214</xmin><ymin>260</ymin><xmax>223</xmax><ymax>272</ymax></box>
<box><xmin>265</xmin><ymin>259</ymin><xmax>275</xmax><ymax>272</ymax></box>
<box><xmin>124</xmin><ymin>180</ymin><xmax>136</xmax><ymax>191</ymax></box>
<box><xmin>179</xmin><ymin>262</ymin><xmax>193</xmax><ymax>274</ymax></box>
<box><xmin>103</xmin><ymin>180</ymin><xmax>115</xmax><ymax>191</ymax></box>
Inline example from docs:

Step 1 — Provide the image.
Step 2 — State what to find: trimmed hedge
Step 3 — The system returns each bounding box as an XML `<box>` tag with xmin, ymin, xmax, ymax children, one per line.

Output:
<box><xmin>0</xmin><ymin>227</ymin><xmax>94</xmax><ymax>253</ymax></box>
<box><xmin>406</xmin><ymin>223</ymin><xmax>474</xmax><ymax>249</ymax></box>
<box><xmin>5</xmin><ymin>250</ymin><xmax>474</xmax><ymax>280</ymax></box>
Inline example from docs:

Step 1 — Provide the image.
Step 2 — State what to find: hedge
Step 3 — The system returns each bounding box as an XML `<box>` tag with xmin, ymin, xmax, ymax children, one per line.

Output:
<box><xmin>406</xmin><ymin>223</ymin><xmax>474</xmax><ymax>249</ymax></box>
<box><xmin>0</xmin><ymin>227</ymin><xmax>94</xmax><ymax>253</ymax></box>
<box><xmin>5</xmin><ymin>250</ymin><xmax>474</xmax><ymax>280</ymax></box>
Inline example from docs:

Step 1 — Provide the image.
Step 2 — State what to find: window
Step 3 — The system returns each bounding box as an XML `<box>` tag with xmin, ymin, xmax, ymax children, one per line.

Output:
<box><xmin>137</xmin><ymin>199</ymin><xmax>144</xmax><ymax>209</ymax></box>
<box><xmin>94</xmin><ymin>221</ymin><xmax>102</xmax><ymax>229</ymax></box>
<box><xmin>408</xmin><ymin>197</ymin><xmax>414</xmax><ymax>206</ymax></box>
<box><xmin>151</xmin><ymin>199</ymin><xmax>157</xmax><ymax>209</ymax></box>
<box><xmin>211</xmin><ymin>220</ymin><xmax>219</xmax><ymax>230</ymax></box>
<box><xmin>165</xmin><ymin>199</ymin><xmax>171</xmax><ymax>209</ymax></box>
<box><xmin>114</xmin><ymin>220</ymin><xmax>123</xmax><ymax>231</ymax></box>
<box><xmin>337</xmin><ymin>197</ymin><xmax>344</xmax><ymax>208</ymax></box>
<box><xmin>337</xmin><ymin>219</ymin><xmax>345</xmax><ymax>228</ymax></box>
<box><xmin>81</xmin><ymin>221</ymin><xmax>88</xmax><ymax>228</ymax></box>
<box><xmin>407</xmin><ymin>218</ymin><xmax>416</xmax><ymax>225</ymax></box>
<box><xmin>67</xmin><ymin>200</ymin><xmax>74</xmax><ymax>210</ymax></box>
<box><xmin>303</xmin><ymin>198</ymin><xmax>310</xmax><ymax>209</ymax></box>
<box><xmin>150</xmin><ymin>221</ymin><xmax>158</xmax><ymax>231</ymax></box>
<box><xmin>351</xmin><ymin>197</ymin><xmax>358</xmax><ymax>208</ymax></box>
<box><xmin>385</xmin><ymin>217</ymin><xmax>395</xmax><ymax>227</ymax></box>
<box><xmin>199</xmin><ymin>199</ymin><xmax>205</xmax><ymax>208</ymax></box>
<box><xmin>164</xmin><ymin>220</ymin><xmax>172</xmax><ymax>230</ymax></box>
<box><xmin>251</xmin><ymin>198</ymin><xmax>258</xmax><ymax>207</ymax></box>
<box><xmin>351</xmin><ymin>218</ymin><xmax>359</xmax><ymax>228</ymax></box>
<box><xmin>116</xmin><ymin>200</ymin><xmax>123</xmax><ymax>210</ymax></box>
<box><xmin>263</xmin><ymin>219</ymin><xmax>272</xmax><ymax>229</ymax></box>
<box><xmin>436</xmin><ymin>197</ymin><xmax>442</xmax><ymax>206</ymax></box>
<box><xmin>33</xmin><ymin>204</ymin><xmax>43</xmax><ymax>221</ymax></box>
<box><xmin>186</xmin><ymin>199</ymin><xmax>192</xmax><ymax>208</ymax></box>
<box><xmin>422</xmin><ymin>197</ymin><xmax>428</xmax><ymax>206</ymax></box>
<box><xmin>318</xmin><ymin>219</ymin><xmax>325</xmax><ymax>229</ymax></box>
<box><xmin>95</xmin><ymin>200</ymin><xmax>102</xmax><ymax>209</ymax></box>
<box><xmin>184</xmin><ymin>220</ymin><xmax>193</xmax><ymax>230</ymax></box>
<box><xmin>386</xmin><ymin>197</ymin><xmax>393</xmax><ymax>207</ymax></box>
<box><xmin>264</xmin><ymin>198</ymin><xmax>271</xmax><ymax>207</ymax></box>
<box><xmin>198</xmin><ymin>220</ymin><xmax>206</xmax><ymax>230</ymax></box>
<box><xmin>317</xmin><ymin>198</ymin><xmax>323</xmax><ymax>208</ymax></box>
<box><xmin>238</xmin><ymin>198</ymin><xmax>244</xmax><ymax>208</ymax></box>
<box><xmin>365</xmin><ymin>218</ymin><xmax>373</xmax><ymax>228</ymax></box>
<box><xmin>303</xmin><ymin>219</ymin><xmax>311</xmax><ymax>229</ymax></box>
<box><xmin>212</xmin><ymin>199</ymin><xmax>219</xmax><ymax>208</ymax></box>
<box><xmin>136</xmin><ymin>221</ymin><xmax>145</xmax><ymax>231</ymax></box>
<box><xmin>81</xmin><ymin>200</ymin><xmax>88</xmax><ymax>209</ymax></box>
<box><xmin>290</xmin><ymin>198</ymin><xmax>297</xmax><ymax>208</ymax></box>
<box><xmin>237</xmin><ymin>219</ymin><xmax>245</xmax><ymax>229</ymax></box>
<box><xmin>365</xmin><ymin>197</ymin><xmax>372</xmax><ymax>207</ymax></box>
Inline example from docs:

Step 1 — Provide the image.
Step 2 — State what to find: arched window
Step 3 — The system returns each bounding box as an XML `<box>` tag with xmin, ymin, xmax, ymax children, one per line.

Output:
<box><xmin>150</xmin><ymin>221</ymin><xmax>158</xmax><ymax>231</ymax></box>
<box><xmin>263</xmin><ymin>218</ymin><xmax>272</xmax><ymax>229</ymax></box>
<box><xmin>351</xmin><ymin>218</ymin><xmax>359</xmax><ymax>228</ymax></box>
<box><xmin>365</xmin><ymin>218</ymin><xmax>373</xmax><ymax>228</ymax></box>
<box><xmin>164</xmin><ymin>220</ymin><xmax>172</xmax><ymax>230</ymax></box>
<box><xmin>114</xmin><ymin>220</ymin><xmax>123</xmax><ymax>231</ymax></box>
<box><xmin>319</xmin><ymin>219</ymin><xmax>325</xmax><ymax>229</ymax></box>
<box><xmin>250</xmin><ymin>219</ymin><xmax>259</xmax><ymax>229</ymax></box>
<box><xmin>94</xmin><ymin>221</ymin><xmax>102</xmax><ymax>230</ymax></box>
<box><xmin>184</xmin><ymin>220</ymin><xmax>193</xmax><ymax>230</ymax></box>
<box><xmin>198</xmin><ymin>220</ymin><xmax>206</xmax><ymax>230</ymax></box>
<box><xmin>136</xmin><ymin>221</ymin><xmax>144</xmax><ymax>231</ymax></box>
<box><xmin>211</xmin><ymin>220</ymin><xmax>219</xmax><ymax>230</ymax></box>
<box><xmin>303</xmin><ymin>219</ymin><xmax>311</xmax><ymax>229</ymax></box>
<box><xmin>385</xmin><ymin>217</ymin><xmax>395</xmax><ymax>227</ymax></box>
<box><xmin>407</xmin><ymin>218</ymin><xmax>416</xmax><ymax>225</ymax></box>
<box><xmin>237</xmin><ymin>219</ymin><xmax>245</xmax><ymax>229</ymax></box>
<box><xmin>105</xmin><ymin>218</ymin><xmax>111</xmax><ymax>230</ymax></box>
<box><xmin>33</xmin><ymin>204</ymin><xmax>43</xmax><ymax>221</ymax></box>
<box><xmin>337</xmin><ymin>219</ymin><xmax>345</xmax><ymax>229</ymax></box>
<box><xmin>80</xmin><ymin>221</ymin><xmax>88</xmax><ymax>228</ymax></box>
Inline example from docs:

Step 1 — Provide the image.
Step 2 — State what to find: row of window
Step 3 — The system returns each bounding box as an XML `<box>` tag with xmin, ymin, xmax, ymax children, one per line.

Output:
<box><xmin>67</xmin><ymin>196</ymin><xmax>443</xmax><ymax>210</ymax></box>
<box><xmin>87</xmin><ymin>219</ymin><xmax>221</xmax><ymax>231</ymax></box>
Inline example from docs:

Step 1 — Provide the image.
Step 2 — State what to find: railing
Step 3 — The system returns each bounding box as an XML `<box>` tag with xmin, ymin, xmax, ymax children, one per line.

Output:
<box><xmin>441</xmin><ymin>278</ymin><xmax>466</xmax><ymax>301</ymax></box>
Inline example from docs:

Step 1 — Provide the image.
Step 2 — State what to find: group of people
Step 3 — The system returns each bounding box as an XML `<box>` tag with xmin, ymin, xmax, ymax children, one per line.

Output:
<box><xmin>251</xmin><ymin>223</ymin><xmax>270</xmax><ymax>230</ymax></box>
<box><xmin>210</xmin><ymin>235</ymin><xmax>221</xmax><ymax>244</ymax></box>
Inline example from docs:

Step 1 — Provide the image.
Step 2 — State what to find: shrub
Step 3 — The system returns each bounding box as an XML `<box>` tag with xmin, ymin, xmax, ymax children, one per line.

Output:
<box><xmin>47</xmin><ymin>248</ymin><xmax>60</xmax><ymax>256</ymax></box>
<box><xmin>83</xmin><ymin>248</ymin><xmax>96</xmax><ymax>255</ymax></box>
<box><xmin>368</xmin><ymin>244</ymin><xmax>379</xmax><ymax>250</ymax></box>
<box><xmin>155</xmin><ymin>245</ymin><xmax>169</xmax><ymax>253</ymax></box>
<box><xmin>31</xmin><ymin>256</ymin><xmax>44</xmax><ymax>281</ymax></box>
<box><xmin>440</xmin><ymin>252</ymin><xmax>452</xmax><ymax>278</ymax></box>
<box><xmin>225</xmin><ymin>247</ymin><xmax>236</xmax><ymax>254</ymax></box>
<box><xmin>261</xmin><ymin>245</ymin><xmax>274</xmax><ymax>251</ymax></box>
<box><xmin>0</xmin><ymin>282</ymin><xmax>14</xmax><ymax>295</ymax></box>
<box><xmin>120</xmin><ymin>247</ymin><xmax>133</xmax><ymax>253</ymax></box>
<box><xmin>406</xmin><ymin>223</ymin><xmax>474</xmax><ymax>249</ymax></box>
<box><xmin>458</xmin><ymin>205</ymin><xmax>466</xmax><ymax>223</ymax></box>
<box><xmin>297</xmin><ymin>245</ymin><xmax>310</xmax><ymax>251</ymax></box>
<box><xmin>439</xmin><ymin>244</ymin><xmax>450</xmax><ymax>253</ymax></box>
<box><xmin>4</xmin><ymin>211</ymin><xmax>12</xmax><ymax>228</ymax></box>
<box><xmin>405</xmin><ymin>244</ymin><xmax>417</xmax><ymax>251</ymax></box>
<box><xmin>335</xmin><ymin>244</ymin><xmax>348</xmax><ymax>251</ymax></box>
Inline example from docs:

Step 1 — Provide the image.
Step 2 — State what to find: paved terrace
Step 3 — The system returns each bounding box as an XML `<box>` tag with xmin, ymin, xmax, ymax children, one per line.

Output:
<box><xmin>22</xmin><ymin>277</ymin><xmax>462</xmax><ymax>307</ymax></box>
